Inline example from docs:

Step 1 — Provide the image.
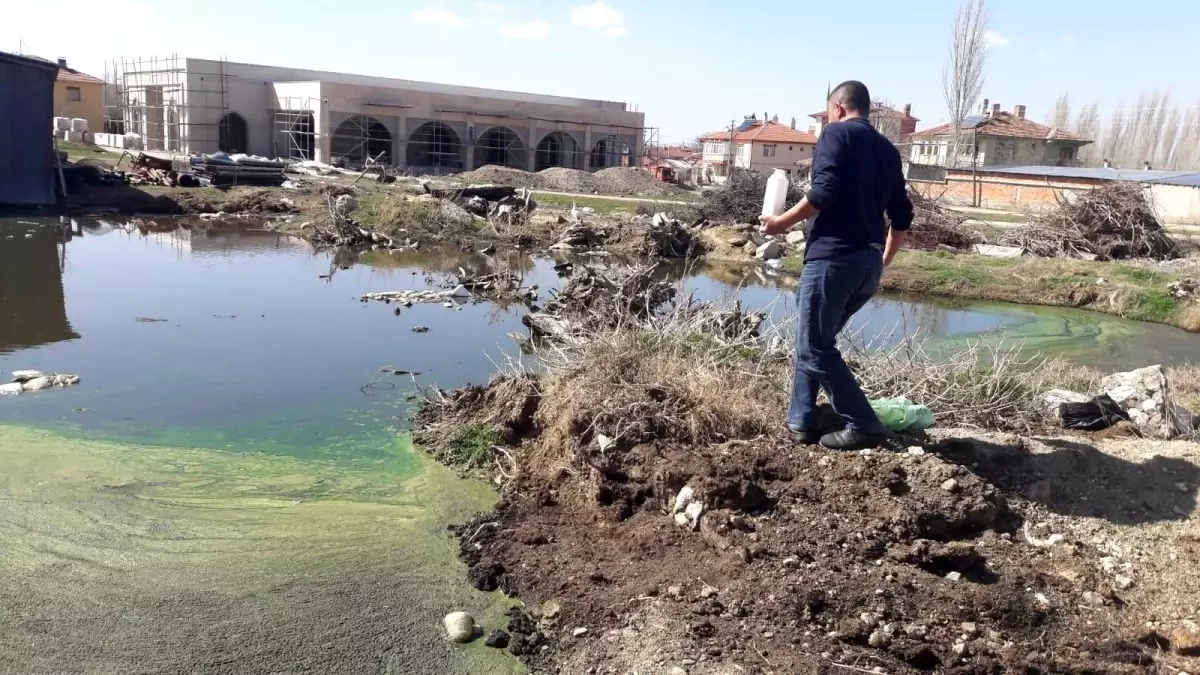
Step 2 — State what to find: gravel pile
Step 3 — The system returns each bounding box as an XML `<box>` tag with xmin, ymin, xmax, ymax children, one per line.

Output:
<box><xmin>459</xmin><ymin>165</ymin><xmax>684</xmax><ymax>198</ymax></box>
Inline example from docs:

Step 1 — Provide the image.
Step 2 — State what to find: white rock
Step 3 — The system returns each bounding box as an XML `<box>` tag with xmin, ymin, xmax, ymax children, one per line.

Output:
<box><xmin>683</xmin><ymin>501</ymin><xmax>704</xmax><ymax>530</ymax></box>
<box><xmin>1041</xmin><ymin>389</ymin><xmax>1089</xmax><ymax>415</ymax></box>
<box><xmin>652</xmin><ymin>212</ymin><xmax>671</xmax><ymax>227</ymax></box>
<box><xmin>572</xmin><ymin>627</ymin><xmax>588</xmax><ymax>638</ymax></box>
<box><xmin>333</xmin><ymin>194</ymin><xmax>358</xmax><ymax>213</ymax></box>
<box><xmin>755</xmin><ymin>240</ymin><xmax>781</xmax><ymax>260</ymax></box>
<box><xmin>906</xmin><ymin>446</ymin><xmax>925</xmax><ymax>455</ymax></box>
<box><xmin>1100</xmin><ymin>365</ymin><xmax>1176</xmax><ymax>437</ymax></box>
<box><xmin>450</xmin><ymin>284</ymin><xmax>471</xmax><ymax>298</ymax></box>
<box><xmin>596</xmin><ymin>434</ymin><xmax>615</xmax><ymax>452</ymax></box>
<box><xmin>941</xmin><ymin>478</ymin><xmax>960</xmax><ymax>493</ymax></box>
<box><xmin>674</xmin><ymin>512</ymin><xmax>690</xmax><ymax>527</ymax></box>
<box><xmin>952</xmin><ymin>641</ymin><xmax>969</xmax><ymax>656</ymax></box>
<box><xmin>1082</xmin><ymin>591</ymin><xmax>1105</xmax><ymax>606</ymax></box>
<box><xmin>945</xmin><ymin>571</ymin><xmax>962</xmax><ymax>582</ymax></box>
<box><xmin>785</xmin><ymin>230</ymin><xmax>806</xmax><ymax>245</ymax></box>
<box><xmin>672</xmin><ymin>486</ymin><xmax>694</xmax><ymax>514</ymax></box>
<box><xmin>0</xmin><ymin>383</ymin><xmax>24</xmax><ymax>396</ymax></box>
<box><xmin>1114</xmin><ymin>574</ymin><xmax>1134</xmax><ymax>590</ymax></box>
<box><xmin>11</xmin><ymin>370</ymin><xmax>47</xmax><ymax>382</ymax></box>
<box><xmin>443</xmin><ymin>302</ymin><xmax>455</xmax><ymax>308</ymax></box>
<box><xmin>443</xmin><ymin>611</ymin><xmax>475</xmax><ymax>643</ymax></box>
<box><xmin>1034</xmin><ymin>592</ymin><xmax>1050</xmax><ymax>608</ymax></box>
<box><xmin>21</xmin><ymin>377</ymin><xmax>52</xmax><ymax>391</ymax></box>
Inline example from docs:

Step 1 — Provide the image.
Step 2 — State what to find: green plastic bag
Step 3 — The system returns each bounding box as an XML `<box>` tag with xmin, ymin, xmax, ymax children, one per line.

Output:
<box><xmin>870</xmin><ymin>397</ymin><xmax>935</xmax><ymax>432</ymax></box>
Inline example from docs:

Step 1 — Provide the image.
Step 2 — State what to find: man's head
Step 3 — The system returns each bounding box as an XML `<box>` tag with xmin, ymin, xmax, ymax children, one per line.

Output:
<box><xmin>826</xmin><ymin>80</ymin><xmax>871</xmax><ymax>123</ymax></box>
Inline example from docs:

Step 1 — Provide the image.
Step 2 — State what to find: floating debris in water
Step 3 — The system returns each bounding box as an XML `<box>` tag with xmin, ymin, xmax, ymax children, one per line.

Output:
<box><xmin>3</xmin><ymin>371</ymin><xmax>81</xmax><ymax>395</ymax></box>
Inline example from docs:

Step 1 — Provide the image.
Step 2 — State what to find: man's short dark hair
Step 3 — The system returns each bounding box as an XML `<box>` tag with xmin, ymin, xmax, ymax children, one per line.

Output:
<box><xmin>829</xmin><ymin>80</ymin><xmax>871</xmax><ymax>114</ymax></box>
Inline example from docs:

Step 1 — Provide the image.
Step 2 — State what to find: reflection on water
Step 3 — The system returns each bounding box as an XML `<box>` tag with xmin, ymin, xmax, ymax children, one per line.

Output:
<box><xmin>0</xmin><ymin>221</ymin><xmax>79</xmax><ymax>353</ymax></box>
<box><xmin>0</xmin><ymin>217</ymin><xmax>1196</xmax><ymax>450</ymax></box>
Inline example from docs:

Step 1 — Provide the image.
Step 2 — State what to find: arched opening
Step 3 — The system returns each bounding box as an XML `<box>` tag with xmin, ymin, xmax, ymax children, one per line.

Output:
<box><xmin>590</xmin><ymin>134</ymin><xmax>631</xmax><ymax>170</ymax></box>
<box><xmin>473</xmin><ymin>126</ymin><xmax>527</xmax><ymax>169</ymax></box>
<box><xmin>218</xmin><ymin>112</ymin><xmax>248</xmax><ymax>154</ymax></box>
<box><xmin>331</xmin><ymin>115</ymin><xmax>392</xmax><ymax>167</ymax></box>
<box><xmin>407</xmin><ymin>121</ymin><xmax>463</xmax><ymax>171</ymax></box>
<box><xmin>535</xmin><ymin>131</ymin><xmax>583</xmax><ymax>171</ymax></box>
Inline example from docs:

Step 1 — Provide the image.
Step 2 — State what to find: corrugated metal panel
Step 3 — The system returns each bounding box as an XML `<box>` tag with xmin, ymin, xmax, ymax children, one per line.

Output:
<box><xmin>0</xmin><ymin>52</ymin><xmax>58</xmax><ymax>206</ymax></box>
<box><xmin>978</xmin><ymin>164</ymin><xmax>1200</xmax><ymax>187</ymax></box>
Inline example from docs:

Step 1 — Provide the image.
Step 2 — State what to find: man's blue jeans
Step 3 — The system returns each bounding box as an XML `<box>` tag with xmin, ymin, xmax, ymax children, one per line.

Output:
<box><xmin>788</xmin><ymin>248</ymin><xmax>886</xmax><ymax>434</ymax></box>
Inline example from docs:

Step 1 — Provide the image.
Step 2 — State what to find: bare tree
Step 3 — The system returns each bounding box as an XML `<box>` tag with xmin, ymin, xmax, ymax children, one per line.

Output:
<box><xmin>1048</xmin><ymin>93</ymin><xmax>1071</xmax><ymax>130</ymax></box>
<box><xmin>870</xmin><ymin>98</ymin><xmax>904</xmax><ymax>145</ymax></box>
<box><xmin>941</xmin><ymin>0</ymin><xmax>989</xmax><ymax>168</ymax></box>
<box><xmin>1173</xmin><ymin>104</ymin><xmax>1200</xmax><ymax>170</ymax></box>
<box><xmin>1073</xmin><ymin>102</ymin><xmax>1100</xmax><ymax>165</ymax></box>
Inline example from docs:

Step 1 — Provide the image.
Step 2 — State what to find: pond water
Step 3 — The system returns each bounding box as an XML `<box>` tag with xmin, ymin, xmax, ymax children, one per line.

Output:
<box><xmin>0</xmin><ymin>217</ymin><xmax>1196</xmax><ymax>673</ymax></box>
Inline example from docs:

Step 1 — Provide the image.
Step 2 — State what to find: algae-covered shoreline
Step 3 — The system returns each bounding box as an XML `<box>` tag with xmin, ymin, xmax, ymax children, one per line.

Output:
<box><xmin>0</xmin><ymin>424</ymin><xmax>523</xmax><ymax>675</ymax></box>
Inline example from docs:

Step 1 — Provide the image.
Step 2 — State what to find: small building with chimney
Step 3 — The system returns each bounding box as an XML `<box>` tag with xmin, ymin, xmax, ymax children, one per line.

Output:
<box><xmin>908</xmin><ymin>102</ymin><xmax>1092</xmax><ymax>169</ymax></box>
<box><xmin>698</xmin><ymin>114</ymin><xmax>817</xmax><ymax>183</ymax></box>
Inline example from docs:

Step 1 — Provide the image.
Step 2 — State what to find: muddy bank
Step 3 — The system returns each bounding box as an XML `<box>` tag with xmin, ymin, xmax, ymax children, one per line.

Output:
<box><xmin>413</xmin><ymin>274</ymin><xmax>1200</xmax><ymax>673</ymax></box>
<box><xmin>0</xmin><ymin>426</ymin><xmax>521</xmax><ymax>675</ymax></box>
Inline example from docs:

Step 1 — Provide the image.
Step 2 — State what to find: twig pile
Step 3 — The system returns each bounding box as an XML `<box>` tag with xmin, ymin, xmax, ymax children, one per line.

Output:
<box><xmin>999</xmin><ymin>182</ymin><xmax>1179</xmax><ymax>261</ymax></box>
<box><xmin>903</xmin><ymin>187</ymin><xmax>978</xmax><ymax>251</ymax></box>
<box><xmin>637</xmin><ymin>214</ymin><xmax>704</xmax><ymax>259</ymax></box>
<box><xmin>310</xmin><ymin>195</ymin><xmax>411</xmax><ymax>249</ymax></box>
<box><xmin>699</xmin><ymin>170</ymin><xmax>806</xmax><ymax>224</ymax></box>
<box><xmin>544</xmin><ymin>264</ymin><xmax>677</xmax><ymax>328</ymax></box>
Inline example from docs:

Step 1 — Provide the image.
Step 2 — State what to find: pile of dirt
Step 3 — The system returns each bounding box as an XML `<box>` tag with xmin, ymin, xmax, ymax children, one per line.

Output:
<box><xmin>1000</xmin><ymin>182</ymin><xmax>1180</xmax><ymax>261</ymax></box>
<box><xmin>460</xmin><ymin>165</ymin><xmax>685</xmax><ymax>198</ymax></box>
<box><xmin>415</xmin><ymin>315</ymin><xmax>1199</xmax><ymax>672</ymax></box>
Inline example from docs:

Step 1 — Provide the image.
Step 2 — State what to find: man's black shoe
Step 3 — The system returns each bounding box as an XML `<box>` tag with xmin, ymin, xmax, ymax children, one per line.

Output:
<box><xmin>787</xmin><ymin>426</ymin><xmax>822</xmax><ymax>445</ymax></box>
<box><xmin>819</xmin><ymin>429</ymin><xmax>887</xmax><ymax>451</ymax></box>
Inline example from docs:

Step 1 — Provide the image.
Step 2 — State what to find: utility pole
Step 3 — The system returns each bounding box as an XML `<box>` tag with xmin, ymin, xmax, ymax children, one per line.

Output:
<box><xmin>727</xmin><ymin>119</ymin><xmax>735</xmax><ymax>179</ymax></box>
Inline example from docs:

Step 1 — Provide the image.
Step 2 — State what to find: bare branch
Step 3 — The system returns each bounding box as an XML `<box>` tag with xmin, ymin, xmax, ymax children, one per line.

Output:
<box><xmin>941</xmin><ymin>0</ymin><xmax>990</xmax><ymax>168</ymax></box>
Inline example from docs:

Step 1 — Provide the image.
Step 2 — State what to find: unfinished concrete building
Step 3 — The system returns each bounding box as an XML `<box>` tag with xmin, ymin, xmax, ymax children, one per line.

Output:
<box><xmin>106</xmin><ymin>56</ymin><xmax>644</xmax><ymax>172</ymax></box>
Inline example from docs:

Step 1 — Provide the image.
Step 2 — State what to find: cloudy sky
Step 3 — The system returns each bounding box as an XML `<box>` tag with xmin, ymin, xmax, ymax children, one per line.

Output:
<box><xmin>5</xmin><ymin>0</ymin><xmax>1199</xmax><ymax>143</ymax></box>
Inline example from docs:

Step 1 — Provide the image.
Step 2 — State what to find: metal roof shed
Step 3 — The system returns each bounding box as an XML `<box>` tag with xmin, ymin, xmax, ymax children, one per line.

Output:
<box><xmin>0</xmin><ymin>51</ymin><xmax>58</xmax><ymax>206</ymax></box>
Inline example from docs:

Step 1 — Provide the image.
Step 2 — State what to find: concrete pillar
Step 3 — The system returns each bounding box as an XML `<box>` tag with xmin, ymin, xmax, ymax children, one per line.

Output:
<box><xmin>583</xmin><ymin>127</ymin><xmax>593</xmax><ymax>171</ymax></box>
<box><xmin>394</xmin><ymin>116</ymin><xmax>407</xmax><ymax>168</ymax></box>
<box><xmin>527</xmin><ymin>120</ymin><xmax>537</xmax><ymax>172</ymax></box>
<box><xmin>465</xmin><ymin>117</ymin><xmax>476</xmax><ymax>171</ymax></box>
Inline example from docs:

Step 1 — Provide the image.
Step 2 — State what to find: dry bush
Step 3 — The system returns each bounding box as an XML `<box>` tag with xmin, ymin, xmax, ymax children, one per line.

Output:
<box><xmin>1170</xmin><ymin>364</ymin><xmax>1200</xmax><ymax>414</ymax></box>
<box><xmin>903</xmin><ymin>187</ymin><xmax>978</xmax><ymax>251</ymax></box>
<box><xmin>999</xmin><ymin>182</ymin><xmax>1180</xmax><ymax>261</ymax></box>
<box><xmin>699</xmin><ymin>169</ymin><xmax>805</xmax><ymax>224</ymax></box>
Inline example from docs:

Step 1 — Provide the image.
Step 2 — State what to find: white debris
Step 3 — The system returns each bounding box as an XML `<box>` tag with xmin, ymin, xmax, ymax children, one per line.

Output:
<box><xmin>596</xmin><ymin>434</ymin><xmax>616</xmax><ymax>452</ymax></box>
<box><xmin>443</xmin><ymin>611</ymin><xmax>476</xmax><ymax>643</ymax></box>
<box><xmin>785</xmin><ymin>230</ymin><xmax>806</xmax><ymax>246</ymax></box>
<box><xmin>11</xmin><ymin>370</ymin><xmax>47</xmax><ymax>382</ymax></box>
<box><xmin>672</xmin><ymin>486</ymin><xmax>694</xmax><ymax>514</ymax></box>
<box><xmin>0</xmin><ymin>383</ymin><xmax>23</xmax><ymax>396</ymax></box>
<box><xmin>1100</xmin><ymin>365</ymin><xmax>1181</xmax><ymax>438</ymax></box>
<box><xmin>1022</xmin><ymin>521</ymin><xmax>1065</xmax><ymax>548</ymax></box>
<box><xmin>755</xmin><ymin>240</ymin><xmax>781</xmax><ymax>261</ymax></box>
<box><xmin>572</xmin><ymin>627</ymin><xmax>588</xmax><ymax>638</ymax></box>
<box><xmin>21</xmin><ymin>377</ymin><xmax>52</xmax><ymax>391</ymax></box>
<box><xmin>450</xmin><ymin>284</ymin><xmax>471</xmax><ymax>298</ymax></box>
<box><xmin>1041</xmin><ymin>389</ymin><xmax>1089</xmax><ymax>415</ymax></box>
<box><xmin>906</xmin><ymin>446</ymin><xmax>925</xmax><ymax>456</ymax></box>
<box><xmin>683</xmin><ymin>501</ymin><xmax>704</xmax><ymax>530</ymax></box>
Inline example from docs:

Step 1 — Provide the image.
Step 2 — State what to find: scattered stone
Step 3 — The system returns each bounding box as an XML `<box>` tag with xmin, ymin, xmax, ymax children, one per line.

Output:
<box><xmin>443</xmin><ymin>611</ymin><xmax>476</xmax><ymax>643</ymax></box>
<box><xmin>484</xmin><ymin>630</ymin><xmax>511</xmax><ymax>648</ymax></box>
<box><xmin>1034</xmin><ymin>593</ymin><xmax>1051</xmax><ymax>608</ymax></box>
<box><xmin>727</xmin><ymin>237</ymin><xmax>748</xmax><ymax>248</ymax></box>
<box><xmin>743</xmin><ymin>241</ymin><xmax>758</xmax><ymax>255</ymax></box>
<box><xmin>961</xmin><ymin>622</ymin><xmax>979</xmax><ymax>636</ymax></box>
<box><xmin>672</xmin><ymin>486</ymin><xmax>695</xmax><ymax>514</ymax></box>
<box><xmin>1041</xmin><ymin>389</ymin><xmax>1090</xmax><ymax>415</ymax></box>
<box><xmin>572</xmin><ymin>627</ymin><xmax>588</xmax><ymax>638</ymax></box>
<box><xmin>906</xmin><ymin>446</ymin><xmax>925</xmax><ymax>456</ymax></box>
<box><xmin>1100</xmin><ymin>364</ymin><xmax>1178</xmax><ymax>438</ymax></box>
<box><xmin>1114</xmin><ymin>574</ymin><xmax>1134</xmax><ymax>590</ymax></box>
<box><xmin>668</xmin><ymin>668</ymin><xmax>688</xmax><ymax>675</ymax></box>
<box><xmin>755</xmin><ymin>240</ymin><xmax>781</xmax><ymax>261</ymax></box>
<box><xmin>700</xmin><ymin>586</ymin><xmax>718</xmax><ymax>599</ymax></box>
<box><xmin>941</xmin><ymin>478</ymin><xmax>960</xmax><ymax>493</ymax></box>
<box><xmin>945</xmin><ymin>571</ymin><xmax>962</xmax><ymax>582</ymax></box>
<box><xmin>952</xmin><ymin>641</ymin><xmax>969</xmax><ymax>657</ymax></box>
<box><xmin>683</xmin><ymin>501</ymin><xmax>704</xmax><ymax>530</ymax></box>
<box><xmin>868</xmin><ymin>629</ymin><xmax>890</xmax><ymax>648</ymax></box>
<box><xmin>667</xmin><ymin>585</ymin><xmax>684</xmax><ymax>599</ymax></box>
<box><xmin>1081</xmin><ymin>591</ymin><xmax>1105</xmax><ymax>606</ymax></box>
<box><xmin>785</xmin><ymin>230</ymin><xmax>806</xmax><ymax>246</ymax></box>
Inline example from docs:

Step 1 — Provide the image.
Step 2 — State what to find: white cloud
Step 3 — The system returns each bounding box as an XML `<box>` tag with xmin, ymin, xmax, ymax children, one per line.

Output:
<box><xmin>983</xmin><ymin>30</ymin><xmax>1010</xmax><ymax>47</ymax></box>
<box><xmin>498</xmin><ymin>20</ymin><xmax>552</xmax><ymax>40</ymax></box>
<box><xmin>413</xmin><ymin>8</ymin><xmax>464</xmax><ymax>29</ymax></box>
<box><xmin>571</xmin><ymin>1</ymin><xmax>627</xmax><ymax>37</ymax></box>
<box><xmin>474</xmin><ymin>1</ymin><xmax>504</xmax><ymax>11</ymax></box>
<box><xmin>1059</xmin><ymin>34</ymin><xmax>1077</xmax><ymax>44</ymax></box>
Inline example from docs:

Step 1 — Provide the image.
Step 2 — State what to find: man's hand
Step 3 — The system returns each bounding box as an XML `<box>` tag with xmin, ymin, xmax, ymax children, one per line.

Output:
<box><xmin>759</xmin><ymin>214</ymin><xmax>789</xmax><ymax>236</ymax></box>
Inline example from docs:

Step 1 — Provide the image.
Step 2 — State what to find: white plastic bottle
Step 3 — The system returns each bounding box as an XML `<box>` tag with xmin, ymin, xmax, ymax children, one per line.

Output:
<box><xmin>761</xmin><ymin>168</ymin><xmax>789</xmax><ymax>218</ymax></box>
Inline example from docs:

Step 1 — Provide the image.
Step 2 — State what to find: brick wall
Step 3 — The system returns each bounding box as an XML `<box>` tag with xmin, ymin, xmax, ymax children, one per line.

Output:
<box><xmin>911</xmin><ymin>170</ymin><xmax>1104</xmax><ymax>211</ymax></box>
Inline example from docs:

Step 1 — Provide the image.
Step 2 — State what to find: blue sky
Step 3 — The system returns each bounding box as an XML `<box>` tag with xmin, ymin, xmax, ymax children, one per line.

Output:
<box><xmin>6</xmin><ymin>0</ymin><xmax>1200</xmax><ymax>144</ymax></box>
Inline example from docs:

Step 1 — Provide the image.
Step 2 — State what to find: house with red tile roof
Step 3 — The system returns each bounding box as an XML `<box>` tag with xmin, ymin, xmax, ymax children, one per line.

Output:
<box><xmin>697</xmin><ymin>115</ymin><xmax>817</xmax><ymax>183</ymax></box>
<box><xmin>51</xmin><ymin>58</ymin><xmax>105</xmax><ymax>135</ymax></box>
<box><xmin>908</xmin><ymin>103</ymin><xmax>1092</xmax><ymax>168</ymax></box>
<box><xmin>809</xmin><ymin>104</ymin><xmax>919</xmax><ymax>145</ymax></box>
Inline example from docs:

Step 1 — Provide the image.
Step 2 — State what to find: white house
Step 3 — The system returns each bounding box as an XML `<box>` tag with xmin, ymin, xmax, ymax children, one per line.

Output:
<box><xmin>698</xmin><ymin>116</ymin><xmax>817</xmax><ymax>183</ymax></box>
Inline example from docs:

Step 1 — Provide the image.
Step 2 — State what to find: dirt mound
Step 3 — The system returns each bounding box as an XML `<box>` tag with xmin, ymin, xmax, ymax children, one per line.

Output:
<box><xmin>460</xmin><ymin>165</ymin><xmax>684</xmax><ymax>198</ymax></box>
<box><xmin>416</xmin><ymin>324</ymin><xmax>1186</xmax><ymax>672</ymax></box>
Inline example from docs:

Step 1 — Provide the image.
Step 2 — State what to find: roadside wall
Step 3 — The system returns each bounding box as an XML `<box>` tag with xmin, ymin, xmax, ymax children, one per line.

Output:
<box><xmin>912</xmin><ymin>170</ymin><xmax>1200</xmax><ymax>225</ymax></box>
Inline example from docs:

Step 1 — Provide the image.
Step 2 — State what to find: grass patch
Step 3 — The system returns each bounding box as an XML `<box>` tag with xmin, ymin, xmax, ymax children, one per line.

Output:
<box><xmin>356</xmin><ymin>193</ymin><xmax>478</xmax><ymax>233</ymax></box>
<box><xmin>1113</xmin><ymin>264</ymin><xmax>1163</xmax><ymax>284</ymax></box>
<box><xmin>58</xmin><ymin>140</ymin><xmax>123</xmax><ymax>163</ymax></box>
<box><xmin>533</xmin><ymin>192</ymin><xmax>646</xmax><ymax>215</ymax></box>
<box><xmin>1131</xmin><ymin>289</ymin><xmax>1178</xmax><ymax>323</ymax></box>
<box><xmin>448</xmin><ymin>423</ymin><xmax>501</xmax><ymax>468</ymax></box>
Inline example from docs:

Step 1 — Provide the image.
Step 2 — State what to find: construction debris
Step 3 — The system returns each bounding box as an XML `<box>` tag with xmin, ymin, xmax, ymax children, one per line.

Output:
<box><xmin>637</xmin><ymin>213</ymin><xmax>705</xmax><ymax>258</ymax></box>
<box><xmin>2</xmin><ymin>370</ymin><xmax>81</xmax><ymax>395</ymax></box>
<box><xmin>190</xmin><ymin>152</ymin><xmax>288</xmax><ymax>187</ymax></box>
<box><xmin>999</xmin><ymin>182</ymin><xmax>1179</xmax><ymax>261</ymax></box>
<box><xmin>310</xmin><ymin>195</ymin><xmax>418</xmax><ymax>250</ymax></box>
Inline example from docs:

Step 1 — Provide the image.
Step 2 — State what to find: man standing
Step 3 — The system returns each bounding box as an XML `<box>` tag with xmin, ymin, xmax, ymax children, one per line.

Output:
<box><xmin>760</xmin><ymin>80</ymin><xmax>913</xmax><ymax>450</ymax></box>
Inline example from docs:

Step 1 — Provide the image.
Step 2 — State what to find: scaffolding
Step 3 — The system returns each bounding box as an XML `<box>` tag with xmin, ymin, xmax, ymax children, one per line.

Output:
<box><xmin>330</xmin><ymin>113</ymin><xmax>395</xmax><ymax>167</ymax></box>
<box><xmin>642</xmin><ymin>126</ymin><xmax>661</xmax><ymax>166</ymax></box>
<box><xmin>534</xmin><ymin>130</ymin><xmax>585</xmax><ymax>171</ymax></box>
<box><xmin>589</xmin><ymin>133</ymin><xmax>633</xmax><ymax>169</ymax></box>
<box><xmin>273</xmin><ymin>98</ymin><xmax>317</xmax><ymax>161</ymax></box>
<box><xmin>103</xmin><ymin>55</ymin><xmax>229</xmax><ymax>154</ymax></box>
<box><xmin>407</xmin><ymin>121</ymin><xmax>463</xmax><ymax>172</ymax></box>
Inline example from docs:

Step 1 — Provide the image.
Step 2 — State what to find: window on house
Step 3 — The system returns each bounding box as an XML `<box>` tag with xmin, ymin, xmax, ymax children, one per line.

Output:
<box><xmin>763</xmin><ymin>144</ymin><xmax>777</xmax><ymax>157</ymax></box>
<box><xmin>67</xmin><ymin>86</ymin><xmax>81</xmax><ymax>102</ymax></box>
<box><xmin>788</xmin><ymin>146</ymin><xmax>793</xmax><ymax>151</ymax></box>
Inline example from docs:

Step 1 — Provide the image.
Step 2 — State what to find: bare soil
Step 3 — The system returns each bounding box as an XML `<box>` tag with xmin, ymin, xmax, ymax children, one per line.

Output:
<box><xmin>419</xmin><ymin>375</ymin><xmax>1200</xmax><ymax>675</ymax></box>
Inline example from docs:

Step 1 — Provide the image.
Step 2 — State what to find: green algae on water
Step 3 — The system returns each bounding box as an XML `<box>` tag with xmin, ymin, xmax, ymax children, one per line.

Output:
<box><xmin>0</xmin><ymin>425</ymin><xmax>523</xmax><ymax>675</ymax></box>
